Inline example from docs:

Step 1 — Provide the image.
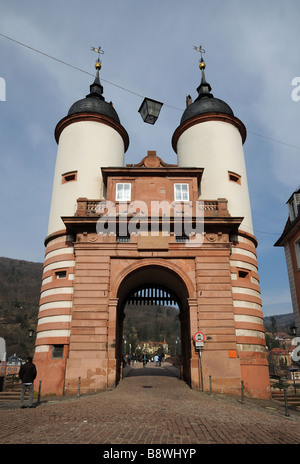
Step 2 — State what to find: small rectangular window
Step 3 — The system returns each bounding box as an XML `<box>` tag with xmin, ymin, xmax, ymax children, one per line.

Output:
<box><xmin>116</xmin><ymin>236</ymin><xmax>130</xmax><ymax>242</ymax></box>
<box><xmin>238</xmin><ymin>269</ymin><xmax>249</xmax><ymax>279</ymax></box>
<box><xmin>116</xmin><ymin>183</ymin><xmax>131</xmax><ymax>201</ymax></box>
<box><xmin>174</xmin><ymin>183</ymin><xmax>189</xmax><ymax>201</ymax></box>
<box><xmin>52</xmin><ymin>345</ymin><xmax>64</xmax><ymax>359</ymax></box>
<box><xmin>228</xmin><ymin>171</ymin><xmax>241</xmax><ymax>184</ymax></box>
<box><xmin>176</xmin><ymin>235</ymin><xmax>189</xmax><ymax>242</ymax></box>
<box><xmin>62</xmin><ymin>171</ymin><xmax>77</xmax><ymax>184</ymax></box>
<box><xmin>54</xmin><ymin>270</ymin><xmax>67</xmax><ymax>279</ymax></box>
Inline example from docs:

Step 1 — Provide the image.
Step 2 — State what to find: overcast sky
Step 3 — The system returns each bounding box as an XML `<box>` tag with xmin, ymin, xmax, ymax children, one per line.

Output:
<box><xmin>0</xmin><ymin>1</ymin><xmax>299</xmax><ymax>317</ymax></box>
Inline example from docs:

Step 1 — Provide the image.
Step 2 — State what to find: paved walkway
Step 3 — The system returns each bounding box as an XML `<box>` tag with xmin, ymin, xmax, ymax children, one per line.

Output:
<box><xmin>1</xmin><ymin>362</ymin><xmax>300</xmax><ymax>447</ymax></box>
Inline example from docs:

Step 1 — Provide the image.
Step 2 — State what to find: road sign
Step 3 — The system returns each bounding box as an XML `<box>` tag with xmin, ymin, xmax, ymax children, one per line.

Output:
<box><xmin>194</xmin><ymin>332</ymin><xmax>205</xmax><ymax>343</ymax></box>
<box><xmin>195</xmin><ymin>341</ymin><xmax>204</xmax><ymax>349</ymax></box>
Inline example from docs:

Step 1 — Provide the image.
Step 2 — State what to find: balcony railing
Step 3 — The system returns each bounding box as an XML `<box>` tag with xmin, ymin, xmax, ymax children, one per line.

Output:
<box><xmin>75</xmin><ymin>198</ymin><xmax>230</xmax><ymax>218</ymax></box>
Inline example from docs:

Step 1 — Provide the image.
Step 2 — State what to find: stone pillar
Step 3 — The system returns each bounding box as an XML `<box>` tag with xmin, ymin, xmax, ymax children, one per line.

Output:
<box><xmin>188</xmin><ymin>298</ymin><xmax>199</xmax><ymax>389</ymax></box>
<box><xmin>107</xmin><ymin>298</ymin><xmax>118</xmax><ymax>388</ymax></box>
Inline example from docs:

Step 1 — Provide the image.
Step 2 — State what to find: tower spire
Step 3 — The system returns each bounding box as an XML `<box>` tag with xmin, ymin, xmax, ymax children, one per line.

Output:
<box><xmin>87</xmin><ymin>46</ymin><xmax>105</xmax><ymax>100</ymax></box>
<box><xmin>193</xmin><ymin>45</ymin><xmax>213</xmax><ymax>101</ymax></box>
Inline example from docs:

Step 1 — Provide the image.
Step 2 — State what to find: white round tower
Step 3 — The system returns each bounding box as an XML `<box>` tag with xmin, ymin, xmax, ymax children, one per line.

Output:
<box><xmin>48</xmin><ymin>60</ymin><xmax>129</xmax><ymax>236</ymax></box>
<box><xmin>172</xmin><ymin>59</ymin><xmax>252</xmax><ymax>235</ymax></box>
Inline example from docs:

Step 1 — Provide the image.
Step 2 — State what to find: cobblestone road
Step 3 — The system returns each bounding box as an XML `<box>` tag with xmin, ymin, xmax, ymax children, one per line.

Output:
<box><xmin>1</xmin><ymin>363</ymin><xmax>300</xmax><ymax>449</ymax></box>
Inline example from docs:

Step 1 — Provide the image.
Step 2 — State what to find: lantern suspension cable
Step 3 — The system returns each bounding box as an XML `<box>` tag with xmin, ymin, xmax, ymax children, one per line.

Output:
<box><xmin>0</xmin><ymin>32</ymin><xmax>299</xmax><ymax>148</ymax></box>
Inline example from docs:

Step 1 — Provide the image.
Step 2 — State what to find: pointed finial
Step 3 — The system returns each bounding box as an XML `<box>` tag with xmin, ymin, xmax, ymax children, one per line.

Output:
<box><xmin>87</xmin><ymin>46</ymin><xmax>105</xmax><ymax>100</ymax></box>
<box><xmin>193</xmin><ymin>45</ymin><xmax>213</xmax><ymax>101</ymax></box>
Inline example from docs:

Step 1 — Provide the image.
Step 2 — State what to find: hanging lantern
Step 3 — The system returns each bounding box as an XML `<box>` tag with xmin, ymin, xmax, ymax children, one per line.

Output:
<box><xmin>138</xmin><ymin>97</ymin><xmax>163</xmax><ymax>124</ymax></box>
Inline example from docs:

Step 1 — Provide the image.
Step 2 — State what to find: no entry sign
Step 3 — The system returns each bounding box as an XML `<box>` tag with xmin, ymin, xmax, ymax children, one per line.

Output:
<box><xmin>194</xmin><ymin>331</ymin><xmax>205</xmax><ymax>343</ymax></box>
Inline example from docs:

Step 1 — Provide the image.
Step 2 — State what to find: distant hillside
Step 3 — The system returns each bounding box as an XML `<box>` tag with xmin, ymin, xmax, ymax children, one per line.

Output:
<box><xmin>123</xmin><ymin>303</ymin><xmax>180</xmax><ymax>355</ymax></box>
<box><xmin>0</xmin><ymin>257</ymin><xmax>43</xmax><ymax>358</ymax></box>
<box><xmin>263</xmin><ymin>313</ymin><xmax>294</xmax><ymax>334</ymax></box>
<box><xmin>0</xmin><ymin>257</ymin><xmax>43</xmax><ymax>307</ymax></box>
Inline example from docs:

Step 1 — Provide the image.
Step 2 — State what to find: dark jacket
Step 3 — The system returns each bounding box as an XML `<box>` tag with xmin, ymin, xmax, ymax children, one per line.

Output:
<box><xmin>19</xmin><ymin>361</ymin><xmax>37</xmax><ymax>384</ymax></box>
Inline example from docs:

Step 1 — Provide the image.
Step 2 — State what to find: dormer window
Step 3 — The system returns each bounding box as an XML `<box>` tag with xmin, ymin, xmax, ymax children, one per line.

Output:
<box><xmin>288</xmin><ymin>192</ymin><xmax>300</xmax><ymax>221</ymax></box>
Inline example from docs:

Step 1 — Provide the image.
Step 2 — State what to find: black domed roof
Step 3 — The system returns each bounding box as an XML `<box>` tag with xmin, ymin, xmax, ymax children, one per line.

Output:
<box><xmin>67</xmin><ymin>66</ymin><xmax>120</xmax><ymax>124</ymax></box>
<box><xmin>181</xmin><ymin>96</ymin><xmax>234</xmax><ymax>124</ymax></box>
<box><xmin>180</xmin><ymin>65</ymin><xmax>234</xmax><ymax>125</ymax></box>
<box><xmin>68</xmin><ymin>97</ymin><xmax>120</xmax><ymax>123</ymax></box>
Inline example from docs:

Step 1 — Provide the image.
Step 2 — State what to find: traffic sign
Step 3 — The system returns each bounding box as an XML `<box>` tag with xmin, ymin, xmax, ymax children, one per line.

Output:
<box><xmin>194</xmin><ymin>331</ymin><xmax>205</xmax><ymax>343</ymax></box>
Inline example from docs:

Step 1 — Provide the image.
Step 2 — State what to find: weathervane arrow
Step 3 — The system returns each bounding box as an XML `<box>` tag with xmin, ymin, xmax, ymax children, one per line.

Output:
<box><xmin>90</xmin><ymin>46</ymin><xmax>104</xmax><ymax>54</ymax></box>
<box><xmin>90</xmin><ymin>46</ymin><xmax>104</xmax><ymax>61</ymax></box>
<box><xmin>193</xmin><ymin>45</ymin><xmax>205</xmax><ymax>60</ymax></box>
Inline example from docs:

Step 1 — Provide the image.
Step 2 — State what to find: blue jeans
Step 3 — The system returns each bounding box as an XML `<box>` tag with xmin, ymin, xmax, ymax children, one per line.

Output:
<box><xmin>20</xmin><ymin>383</ymin><xmax>34</xmax><ymax>407</ymax></box>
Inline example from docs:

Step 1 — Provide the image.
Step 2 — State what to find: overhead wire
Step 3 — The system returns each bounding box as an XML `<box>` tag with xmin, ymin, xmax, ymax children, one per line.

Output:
<box><xmin>3</xmin><ymin>32</ymin><xmax>300</xmax><ymax>136</ymax></box>
<box><xmin>246</xmin><ymin>130</ymin><xmax>300</xmax><ymax>150</ymax></box>
<box><xmin>1</xmin><ymin>32</ymin><xmax>300</xmax><ymax>145</ymax></box>
<box><xmin>0</xmin><ymin>32</ymin><xmax>182</xmax><ymax>110</ymax></box>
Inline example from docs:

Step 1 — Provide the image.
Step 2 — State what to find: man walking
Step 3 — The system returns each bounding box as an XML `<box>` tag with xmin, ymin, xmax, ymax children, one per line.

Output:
<box><xmin>19</xmin><ymin>356</ymin><xmax>37</xmax><ymax>408</ymax></box>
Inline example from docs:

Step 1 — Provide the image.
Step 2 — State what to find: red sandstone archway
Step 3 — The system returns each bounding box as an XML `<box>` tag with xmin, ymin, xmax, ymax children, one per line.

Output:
<box><xmin>112</xmin><ymin>262</ymin><xmax>194</xmax><ymax>386</ymax></box>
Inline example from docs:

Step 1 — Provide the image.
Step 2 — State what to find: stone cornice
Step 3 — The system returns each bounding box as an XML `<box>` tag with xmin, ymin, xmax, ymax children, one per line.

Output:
<box><xmin>172</xmin><ymin>112</ymin><xmax>247</xmax><ymax>153</ymax></box>
<box><xmin>54</xmin><ymin>112</ymin><xmax>129</xmax><ymax>152</ymax></box>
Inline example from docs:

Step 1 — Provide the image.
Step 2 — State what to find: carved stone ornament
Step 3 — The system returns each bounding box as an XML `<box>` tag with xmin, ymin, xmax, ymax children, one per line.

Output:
<box><xmin>88</xmin><ymin>233</ymin><xmax>99</xmax><ymax>242</ymax></box>
<box><xmin>206</xmin><ymin>233</ymin><xmax>217</xmax><ymax>242</ymax></box>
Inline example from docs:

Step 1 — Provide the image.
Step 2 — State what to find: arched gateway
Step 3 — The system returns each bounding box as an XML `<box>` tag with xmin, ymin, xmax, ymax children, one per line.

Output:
<box><xmin>113</xmin><ymin>261</ymin><xmax>193</xmax><ymax>385</ymax></box>
<box><xmin>33</xmin><ymin>56</ymin><xmax>271</xmax><ymax>399</ymax></box>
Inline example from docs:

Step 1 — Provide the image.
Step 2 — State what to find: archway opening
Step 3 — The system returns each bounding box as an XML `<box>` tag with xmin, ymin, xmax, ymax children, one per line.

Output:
<box><xmin>123</xmin><ymin>285</ymin><xmax>180</xmax><ymax>367</ymax></box>
<box><xmin>115</xmin><ymin>265</ymin><xmax>191</xmax><ymax>385</ymax></box>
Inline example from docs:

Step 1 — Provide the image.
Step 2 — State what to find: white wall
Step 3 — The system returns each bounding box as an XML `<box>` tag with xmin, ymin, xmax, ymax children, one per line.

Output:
<box><xmin>48</xmin><ymin>120</ymin><xmax>125</xmax><ymax>236</ymax></box>
<box><xmin>176</xmin><ymin>120</ymin><xmax>253</xmax><ymax>235</ymax></box>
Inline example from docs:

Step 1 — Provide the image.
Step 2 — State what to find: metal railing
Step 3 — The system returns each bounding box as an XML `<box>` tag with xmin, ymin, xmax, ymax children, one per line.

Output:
<box><xmin>271</xmin><ymin>379</ymin><xmax>300</xmax><ymax>416</ymax></box>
